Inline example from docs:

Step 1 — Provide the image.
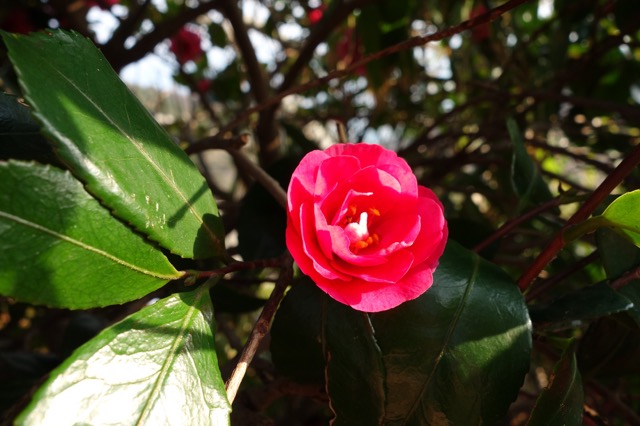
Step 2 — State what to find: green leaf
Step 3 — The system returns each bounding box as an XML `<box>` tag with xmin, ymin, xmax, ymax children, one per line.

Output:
<box><xmin>2</xmin><ymin>30</ymin><xmax>225</xmax><ymax>259</ymax></box>
<box><xmin>508</xmin><ymin>118</ymin><xmax>553</xmax><ymax>212</ymax></box>
<box><xmin>16</xmin><ymin>287</ymin><xmax>231</xmax><ymax>426</ymax></box>
<box><xmin>601</xmin><ymin>190</ymin><xmax>640</xmax><ymax>247</ymax></box>
<box><xmin>270</xmin><ymin>280</ymin><xmax>326</xmax><ymax>384</ymax></box>
<box><xmin>0</xmin><ymin>160</ymin><xmax>181</xmax><ymax>309</ymax></box>
<box><xmin>271</xmin><ymin>241</ymin><xmax>532</xmax><ymax>424</ymax></box>
<box><xmin>0</xmin><ymin>92</ymin><xmax>59</xmax><ymax>165</ymax></box>
<box><xmin>527</xmin><ymin>341</ymin><xmax>584</xmax><ymax>426</ymax></box>
<box><xmin>324</xmin><ymin>299</ymin><xmax>386</xmax><ymax>426</ymax></box>
<box><xmin>528</xmin><ymin>282</ymin><xmax>634</xmax><ymax>324</ymax></box>
<box><xmin>371</xmin><ymin>241</ymin><xmax>531</xmax><ymax>424</ymax></box>
<box><xmin>597</xmin><ymin>228</ymin><xmax>640</xmax><ymax>326</ymax></box>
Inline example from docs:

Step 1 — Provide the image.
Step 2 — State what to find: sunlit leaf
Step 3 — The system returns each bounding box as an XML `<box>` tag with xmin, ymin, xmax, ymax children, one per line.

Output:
<box><xmin>2</xmin><ymin>30</ymin><xmax>225</xmax><ymax>259</ymax></box>
<box><xmin>602</xmin><ymin>190</ymin><xmax>640</xmax><ymax>247</ymax></box>
<box><xmin>16</xmin><ymin>287</ymin><xmax>230</xmax><ymax>425</ymax></box>
<box><xmin>0</xmin><ymin>161</ymin><xmax>181</xmax><ymax>309</ymax></box>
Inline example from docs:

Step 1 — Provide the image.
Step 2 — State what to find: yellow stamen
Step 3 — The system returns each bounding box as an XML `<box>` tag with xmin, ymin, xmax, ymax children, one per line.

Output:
<box><xmin>344</xmin><ymin>204</ymin><xmax>358</xmax><ymax>225</ymax></box>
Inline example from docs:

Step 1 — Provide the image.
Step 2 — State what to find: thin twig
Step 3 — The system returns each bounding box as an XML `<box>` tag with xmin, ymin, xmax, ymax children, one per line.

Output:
<box><xmin>588</xmin><ymin>380</ymin><xmax>640</xmax><ymax>425</ymax></box>
<box><xmin>193</xmin><ymin>255</ymin><xmax>287</xmax><ymax>279</ymax></box>
<box><xmin>610</xmin><ymin>265</ymin><xmax>640</xmax><ymax>290</ymax></box>
<box><xmin>215</xmin><ymin>0</ymin><xmax>533</xmax><ymax>136</ymax></box>
<box><xmin>225</xmin><ymin>256</ymin><xmax>293</xmax><ymax>404</ymax></box>
<box><xmin>473</xmin><ymin>194</ymin><xmax>586</xmax><ymax>253</ymax></box>
<box><xmin>186</xmin><ymin>133</ymin><xmax>249</xmax><ymax>155</ymax></box>
<box><xmin>518</xmin><ymin>141</ymin><xmax>640</xmax><ymax>291</ymax></box>
<box><xmin>225</xmin><ymin>146</ymin><xmax>288</xmax><ymax>210</ymax></box>
<box><xmin>525</xmin><ymin>251</ymin><xmax>600</xmax><ymax>302</ymax></box>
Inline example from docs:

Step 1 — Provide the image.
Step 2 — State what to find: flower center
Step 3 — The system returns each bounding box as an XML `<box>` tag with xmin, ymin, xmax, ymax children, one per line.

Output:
<box><xmin>342</xmin><ymin>204</ymin><xmax>380</xmax><ymax>253</ymax></box>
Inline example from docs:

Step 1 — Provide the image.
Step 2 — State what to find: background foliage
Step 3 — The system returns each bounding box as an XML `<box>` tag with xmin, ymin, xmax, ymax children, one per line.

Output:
<box><xmin>1</xmin><ymin>0</ymin><xmax>639</xmax><ymax>424</ymax></box>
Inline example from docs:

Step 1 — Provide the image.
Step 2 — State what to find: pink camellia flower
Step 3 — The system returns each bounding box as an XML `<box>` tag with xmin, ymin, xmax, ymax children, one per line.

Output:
<box><xmin>286</xmin><ymin>143</ymin><xmax>448</xmax><ymax>312</ymax></box>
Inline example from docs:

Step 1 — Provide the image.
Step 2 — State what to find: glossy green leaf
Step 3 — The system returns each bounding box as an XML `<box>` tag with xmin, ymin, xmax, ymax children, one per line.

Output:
<box><xmin>508</xmin><ymin>118</ymin><xmax>553</xmax><ymax>212</ymax></box>
<box><xmin>597</xmin><ymin>228</ymin><xmax>640</xmax><ymax>326</ymax></box>
<box><xmin>0</xmin><ymin>92</ymin><xmax>59</xmax><ymax>165</ymax></box>
<box><xmin>0</xmin><ymin>161</ymin><xmax>181</xmax><ymax>309</ymax></box>
<box><xmin>324</xmin><ymin>299</ymin><xmax>385</xmax><ymax>426</ymax></box>
<box><xmin>371</xmin><ymin>241</ymin><xmax>531</xmax><ymax>425</ymax></box>
<box><xmin>272</xmin><ymin>241</ymin><xmax>532</xmax><ymax>424</ymax></box>
<box><xmin>16</xmin><ymin>287</ymin><xmax>231</xmax><ymax>426</ymax></box>
<box><xmin>529</xmin><ymin>282</ymin><xmax>634</xmax><ymax>324</ymax></box>
<box><xmin>527</xmin><ymin>342</ymin><xmax>583</xmax><ymax>426</ymax></box>
<box><xmin>2</xmin><ymin>30</ymin><xmax>225</xmax><ymax>259</ymax></box>
<box><xmin>270</xmin><ymin>280</ymin><xmax>326</xmax><ymax>384</ymax></box>
<box><xmin>602</xmin><ymin>190</ymin><xmax>640</xmax><ymax>247</ymax></box>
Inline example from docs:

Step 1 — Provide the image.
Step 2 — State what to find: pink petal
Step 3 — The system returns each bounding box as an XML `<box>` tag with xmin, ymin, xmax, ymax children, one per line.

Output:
<box><xmin>373</xmin><ymin>212</ymin><xmax>421</xmax><ymax>255</ymax></box>
<box><xmin>378</xmin><ymin>162</ymin><xmax>418</xmax><ymax>196</ymax></box>
<box><xmin>296</xmin><ymin>203</ymin><xmax>350</xmax><ymax>281</ymax></box>
<box><xmin>314</xmin><ymin>203</ymin><xmax>337</xmax><ymax>260</ymax></box>
<box><xmin>409</xmin><ymin>187</ymin><xmax>448</xmax><ymax>265</ymax></box>
<box><xmin>315</xmin><ymin>155</ymin><xmax>361</xmax><ymax>199</ymax></box>
<box><xmin>332</xmin><ymin>250</ymin><xmax>414</xmax><ymax>284</ymax></box>
<box><xmin>321</xmin><ymin>167</ymin><xmax>402</xmax><ymax>221</ymax></box>
<box><xmin>287</xmin><ymin>150</ymin><xmax>330</xmax><ymax>211</ymax></box>
<box><xmin>326</xmin><ymin>143</ymin><xmax>400</xmax><ymax>169</ymax></box>
<box><xmin>317</xmin><ymin>261</ymin><xmax>434</xmax><ymax>312</ymax></box>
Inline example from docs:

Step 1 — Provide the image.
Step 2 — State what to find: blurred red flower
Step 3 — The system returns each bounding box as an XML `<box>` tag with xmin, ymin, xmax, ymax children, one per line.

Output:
<box><xmin>170</xmin><ymin>27</ymin><xmax>204</xmax><ymax>65</ymax></box>
<box><xmin>309</xmin><ymin>7</ymin><xmax>324</xmax><ymax>25</ymax></box>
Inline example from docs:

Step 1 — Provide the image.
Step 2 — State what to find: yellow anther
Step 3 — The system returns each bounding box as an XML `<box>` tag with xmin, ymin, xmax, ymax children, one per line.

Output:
<box><xmin>369</xmin><ymin>207</ymin><xmax>380</xmax><ymax>217</ymax></box>
<box><xmin>344</xmin><ymin>204</ymin><xmax>358</xmax><ymax>225</ymax></box>
<box><xmin>354</xmin><ymin>241</ymin><xmax>369</xmax><ymax>250</ymax></box>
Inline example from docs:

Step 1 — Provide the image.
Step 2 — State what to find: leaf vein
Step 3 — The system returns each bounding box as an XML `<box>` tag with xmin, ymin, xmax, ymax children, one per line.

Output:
<box><xmin>0</xmin><ymin>210</ymin><xmax>179</xmax><ymax>280</ymax></box>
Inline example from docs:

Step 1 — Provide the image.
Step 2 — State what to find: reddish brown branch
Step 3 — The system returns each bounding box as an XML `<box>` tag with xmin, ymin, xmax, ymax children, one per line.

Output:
<box><xmin>518</xmin><ymin>142</ymin><xmax>640</xmax><ymax>291</ymax></box>
<box><xmin>611</xmin><ymin>265</ymin><xmax>640</xmax><ymax>290</ymax></box>
<box><xmin>473</xmin><ymin>195</ymin><xmax>586</xmax><ymax>253</ymax></box>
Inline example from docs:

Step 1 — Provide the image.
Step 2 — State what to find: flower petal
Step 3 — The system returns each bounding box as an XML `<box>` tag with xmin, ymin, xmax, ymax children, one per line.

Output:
<box><xmin>409</xmin><ymin>187</ymin><xmax>448</xmax><ymax>265</ymax></box>
<box><xmin>315</xmin><ymin>155</ymin><xmax>361</xmax><ymax>199</ymax></box>
<box><xmin>332</xmin><ymin>250</ymin><xmax>414</xmax><ymax>284</ymax></box>
<box><xmin>296</xmin><ymin>203</ymin><xmax>350</xmax><ymax>281</ymax></box>
<box><xmin>317</xmin><ymin>260</ymin><xmax>434</xmax><ymax>312</ymax></box>
<box><xmin>287</xmin><ymin>150</ymin><xmax>330</xmax><ymax>211</ymax></box>
<box><xmin>327</xmin><ymin>225</ymin><xmax>389</xmax><ymax>266</ymax></box>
